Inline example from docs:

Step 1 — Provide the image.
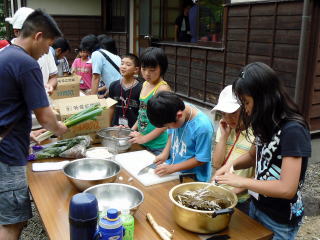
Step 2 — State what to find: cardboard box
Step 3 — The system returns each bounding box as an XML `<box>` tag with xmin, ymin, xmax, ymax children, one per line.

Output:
<box><xmin>53</xmin><ymin>95</ymin><xmax>117</xmax><ymax>143</ymax></box>
<box><xmin>50</xmin><ymin>75</ymin><xmax>81</xmax><ymax>100</ymax></box>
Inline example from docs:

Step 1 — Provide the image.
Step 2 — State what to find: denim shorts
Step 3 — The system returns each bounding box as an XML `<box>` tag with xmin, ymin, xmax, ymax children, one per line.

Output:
<box><xmin>249</xmin><ymin>201</ymin><xmax>300</xmax><ymax>240</ymax></box>
<box><xmin>0</xmin><ymin>161</ymin><xmax>32</xmax><ymax>225</ymax></box>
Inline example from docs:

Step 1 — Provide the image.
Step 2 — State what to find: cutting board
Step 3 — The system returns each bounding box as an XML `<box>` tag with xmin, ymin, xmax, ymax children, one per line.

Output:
<box><xmin>115</xmin><ymin>150</ymin><xmax>179</xmax><ymax>186</ymax></box>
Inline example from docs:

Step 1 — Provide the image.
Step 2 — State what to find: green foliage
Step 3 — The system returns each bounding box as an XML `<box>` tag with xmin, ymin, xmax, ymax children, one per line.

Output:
<box><xmin>199</xmin><ymin>0</ymin><xmax>224</xmax><ymax>36</ymax></box>
<box><xmin>0</xmin><ymin>0</ymin><xmax>6</xmax><ymax>39</ymax></box>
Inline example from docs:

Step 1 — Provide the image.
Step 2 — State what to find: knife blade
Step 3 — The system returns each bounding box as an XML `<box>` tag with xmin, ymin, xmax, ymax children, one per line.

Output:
<box><xmin>137</xmin><ymin>163</ymin><xmax>157</xmax><ymax>175</ymax></box>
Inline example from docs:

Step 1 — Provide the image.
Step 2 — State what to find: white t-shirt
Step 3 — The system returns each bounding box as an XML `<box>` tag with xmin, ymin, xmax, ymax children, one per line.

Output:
<box><xmin>37</xmin><ymin>52</ymin><xmax>58</xmax><ymax>84</ymax></box>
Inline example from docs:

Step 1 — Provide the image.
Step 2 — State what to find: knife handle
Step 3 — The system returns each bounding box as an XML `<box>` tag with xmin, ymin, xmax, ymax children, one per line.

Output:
<box><xmin>179</xmin><ymin>173</ymin><xmax>197</xmax><ymax>183</ymax></box>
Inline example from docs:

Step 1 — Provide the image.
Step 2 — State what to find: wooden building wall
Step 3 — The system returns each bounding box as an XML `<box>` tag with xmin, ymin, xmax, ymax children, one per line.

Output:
<box><xmin>156</xmin><ymin>0</ymin><xmax>303</xmax><ymax>109</ymax></box>
<box><xmin>105</xmin><ymin>32</ymin><xmax>129</xmax><ymax>56</ymax></box>
<box><xmin>53</xmin><ymin>16</ymin><xmax>128</xmax><ymax>63</ymax></box>
<box><xmin>311</xmin><ymin>40</ymin><xmax>320</xmax><ymax>131</ymax></box>
<box><xmin>308</xmin><ymin>1</ymin><xmax>320</xmax><ymax>131</ymax></box>
<box><xmin>53</xmin><ymin>16</ymin><xmax>103</xmax><ymax>62</ymax></box>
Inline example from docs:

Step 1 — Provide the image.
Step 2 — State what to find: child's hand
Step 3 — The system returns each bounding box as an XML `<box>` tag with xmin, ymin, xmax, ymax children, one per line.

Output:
<box><xmin>129</xmin><ymin>131</ymin><xmax>146</xmax><ymax>144</ymax></box>
<box><xmin>219</xmin><ymin>119</ymin><xmax>231</xmax><ymax>138</ymax></box>
<box><xmin>155</xmin><ymin>163</ymin><xmax>174</xmax><ymax>176</ymax></box>
<box><xmin>212</xmin><ymin>162</ymin><xmax>232</xmax><ymax>179</ymax></box>
<box><xmin>215</xmin><ymin>172</ymin><xmax>246</xmax><ymax>188</ymax></box>
<box><xmin>154</xmin><ymin>154</ymin><xmax>166</xmax><ymax>165</ymax></box>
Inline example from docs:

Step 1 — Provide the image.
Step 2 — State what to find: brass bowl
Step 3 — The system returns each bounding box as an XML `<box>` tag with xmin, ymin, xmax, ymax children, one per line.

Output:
<box><xmin>169</xmin><ymin>182</ymin><xmax>237</xmax><ymax>234</ymax></box>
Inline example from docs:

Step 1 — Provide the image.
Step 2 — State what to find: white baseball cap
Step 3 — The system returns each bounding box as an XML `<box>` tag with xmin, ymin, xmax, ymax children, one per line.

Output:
<box><xmin>211</xmin><ymin>85</ymin><xmax>240</xmax><ymax>113</ymax></box>
<box><xmin>5</xmin><ymin>7</ymin><xmax>34</xmax><ymax>30</ymax></box>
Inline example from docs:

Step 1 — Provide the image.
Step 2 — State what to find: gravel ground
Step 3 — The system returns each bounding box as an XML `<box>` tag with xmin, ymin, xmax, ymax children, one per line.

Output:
<box><xmin>19</xmin><ymin>163</ymin><xmax>320</xmax><ymax>240</ymax></box>
<box><xmin>20</xmin><ymin>203</ymin><xmax>48</xmax><ymax>240</ymax></box>
<box><xmin>296</xmin><ymin>162</ymin><xmax>320</xmax><ymax>240</ymax></box>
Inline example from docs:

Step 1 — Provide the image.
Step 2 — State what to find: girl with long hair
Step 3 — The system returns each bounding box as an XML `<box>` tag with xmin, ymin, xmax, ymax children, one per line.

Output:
<box><xmin>214</xmin><ymin>62</ymin><xmax>311</xmax><ymax>239</ymax></box>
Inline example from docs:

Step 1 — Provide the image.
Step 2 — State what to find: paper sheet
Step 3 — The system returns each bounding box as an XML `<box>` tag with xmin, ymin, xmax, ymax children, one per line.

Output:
<box><xmin>32</xmin><ymin>161</ymin><xmax>70</xmax><ymax>172</ymax></box>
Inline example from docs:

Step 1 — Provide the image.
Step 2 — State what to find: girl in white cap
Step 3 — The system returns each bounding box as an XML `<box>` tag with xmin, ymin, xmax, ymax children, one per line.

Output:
<box><xmin>211</xmin><ymin>85</ymin><xmax>254</xmax><ymax>214</ymax></box>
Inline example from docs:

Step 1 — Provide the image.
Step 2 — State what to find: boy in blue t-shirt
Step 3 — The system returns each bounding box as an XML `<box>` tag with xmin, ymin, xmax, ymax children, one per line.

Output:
<box><xmin>147</xmin><ymin>91</ymin><xmax>214</xmax><ymax>182</ymax></box>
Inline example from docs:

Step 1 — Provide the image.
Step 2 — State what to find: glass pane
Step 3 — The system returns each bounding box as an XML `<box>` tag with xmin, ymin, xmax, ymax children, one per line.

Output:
<box><xmin>197</xmin><ymin>0</ymin><xmax>224</xmax><ymax>42</ymax></box>
<box><xmin>139</xmin><ymin>0</ymin><xmax>150</xmax><ymax>35</ymax></box>
<box><xmin>108</xmin><ymin>0</ymin><xmax>127</xmax><ymax>32</ymax></box>
<box><xmin>151</xmin><ymin>0</ymin><xmax>161</xmax><ymax>39</ymax></box>
<box><xmin>163</xmin><ymin>0</ymin><xmax>181</xmax><ymax>41</ymax></box>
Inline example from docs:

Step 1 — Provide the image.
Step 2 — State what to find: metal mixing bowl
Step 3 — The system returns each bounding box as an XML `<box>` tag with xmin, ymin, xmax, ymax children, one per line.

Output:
<box><xmin>63</xmin><ymin>158</ymin><xmax>121</xmax><ymax>191</ymax></box>
<box><xmin>84</xmin><ymin>183</ymin><xmax>144</xmax><ymax>214</ymax></box>
<box><xmin>97</xmin><ymin>127</ymin><xmax>133</xmax><ymax>154</ymax></box>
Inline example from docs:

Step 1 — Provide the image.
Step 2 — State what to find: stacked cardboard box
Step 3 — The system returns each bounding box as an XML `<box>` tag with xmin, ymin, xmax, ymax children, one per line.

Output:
<box><xmin>51</xmin><ymin>75</ymin><xmax>81</xmax><ymax>100</ymax></box>
<box><xmin>53</xmin><ymin>95</ymin><xmax>117</xmax><ymax>143</ymax></box>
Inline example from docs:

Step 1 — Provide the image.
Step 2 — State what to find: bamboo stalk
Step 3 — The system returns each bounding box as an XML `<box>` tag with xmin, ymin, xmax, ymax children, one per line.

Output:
<box><xmin>146</xmin><ymin>213</ymin><xmax>173</xmax><ymax>240</ymax></box>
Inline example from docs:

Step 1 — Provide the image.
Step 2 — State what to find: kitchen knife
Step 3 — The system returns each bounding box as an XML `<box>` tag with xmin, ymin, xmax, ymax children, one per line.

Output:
<box><xmin>137</xmin><ymin>162</ymin><xmax>157</xmax><ymax>175</ymax></box>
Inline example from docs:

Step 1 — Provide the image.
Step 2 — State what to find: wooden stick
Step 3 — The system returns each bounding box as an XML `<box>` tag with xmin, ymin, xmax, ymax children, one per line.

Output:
<box><xmin>146</xmin><ymin>213</ymin><xmax>173</xmax><ymax>240</ymax></box>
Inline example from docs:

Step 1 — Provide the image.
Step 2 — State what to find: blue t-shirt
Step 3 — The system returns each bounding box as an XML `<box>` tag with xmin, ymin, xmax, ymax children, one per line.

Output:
<box><xmin>91</xmin><ymin>49</ymin><xmax>121</xmax><ymax>88</ymax></box>
<box><xmin>0</xmin><ymin>45</ymin><xmax>49</xmax><ymax>166</ymax></box>
<box><xmin>166</xmin><ymin>108</ymin><xmax>214</xmax><ymax>182</ymax></box>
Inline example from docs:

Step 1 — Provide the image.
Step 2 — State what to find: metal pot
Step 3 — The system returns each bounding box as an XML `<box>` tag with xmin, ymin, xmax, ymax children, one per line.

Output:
<box><xmin>97</xmin><ymin>127</ymin><xmax>132</xmax><ymax>154</ymax></box>
<box><xmin>169</xmin><ymin>182</ymin><xmax>237</xmax><ymax>234</ymax></box>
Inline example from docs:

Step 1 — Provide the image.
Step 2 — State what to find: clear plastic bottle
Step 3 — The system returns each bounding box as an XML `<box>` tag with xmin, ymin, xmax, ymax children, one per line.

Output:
<box><xmin>120</xmin><ymin>209</ymin><xmax>134</xmax><ymax>240</ymax></box>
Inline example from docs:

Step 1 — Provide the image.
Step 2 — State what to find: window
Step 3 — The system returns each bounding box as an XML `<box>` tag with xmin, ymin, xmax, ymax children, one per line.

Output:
<box><xmin>106</xmin><ymin>0</ymin><xmax>128</xmax><ymax>32</ymax></box>
<box><xmin>160</xmin><ymin>0</ymin><xmax>224</xmax><ymax>44</ymax></box>
<box><xmin>197</xmin><ymin>0</ymin><xmax>224</xmax><ymax>42</ymax></box>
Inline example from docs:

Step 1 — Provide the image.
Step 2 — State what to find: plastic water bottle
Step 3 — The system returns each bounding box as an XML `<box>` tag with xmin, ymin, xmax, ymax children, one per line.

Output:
<box><xmin>121</xmin><ymin>209</ymin><xmax>134</xmax><ymax>240</ymax></box>
<box><xmin>95</xmin><ymin>208</ymin><xmax>124</xmax><ymax>240</ymax></box>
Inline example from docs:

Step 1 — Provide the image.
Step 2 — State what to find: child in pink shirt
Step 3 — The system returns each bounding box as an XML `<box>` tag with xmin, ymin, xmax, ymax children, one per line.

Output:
<box><xmin>71</xmin><ymin>49</ymin><xmax>92</xmax><ymax>90</ymax></box>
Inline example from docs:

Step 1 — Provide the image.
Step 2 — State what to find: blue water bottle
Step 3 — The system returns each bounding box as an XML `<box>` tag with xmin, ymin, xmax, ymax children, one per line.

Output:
<box><xmin>95</xmin><ymin>208</ymin><xmax>125</xmax><ymax>240</ymax></box>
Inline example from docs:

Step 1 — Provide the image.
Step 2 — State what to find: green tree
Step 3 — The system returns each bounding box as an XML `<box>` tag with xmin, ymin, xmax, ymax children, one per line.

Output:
<box><xmin>0</xmin><ymin>0</ymin><xmax>6</xmax><ymax>39</ymax></box>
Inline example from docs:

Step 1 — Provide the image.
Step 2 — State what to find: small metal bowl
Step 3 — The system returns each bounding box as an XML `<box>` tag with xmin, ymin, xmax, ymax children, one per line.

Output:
<box><xmin>63</xmin><ymin>158</ymin><xmax>121</xmax><ymax>191</ymax></box>
<box><xmin>97</xmin><ymin>127</ymin><xmax>133</xmax><ymax>154</ymax></box>
<box><xmin>84</xmin><ymin>183</ymin><xmax>144</xmax><ymax>214</ymax></box>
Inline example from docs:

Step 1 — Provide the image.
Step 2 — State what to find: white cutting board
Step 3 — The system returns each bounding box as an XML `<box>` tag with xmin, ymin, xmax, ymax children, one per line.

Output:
<box><xmin>115</xmin><ymin>150</ymin><xmax>179</xmax><ymax>187</ymax></box>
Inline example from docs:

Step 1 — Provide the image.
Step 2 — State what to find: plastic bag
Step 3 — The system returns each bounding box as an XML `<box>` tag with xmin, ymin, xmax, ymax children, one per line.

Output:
<box><xmin>59</xmin><ymin>136</ymin><xmax>92</xmax><ymax>158</ymax></box>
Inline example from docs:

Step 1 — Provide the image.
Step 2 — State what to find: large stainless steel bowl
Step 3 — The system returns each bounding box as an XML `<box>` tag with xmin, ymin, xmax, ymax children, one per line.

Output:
<box><xmin>84</xmin><ymin>183</ymin><xmax>144</xmax><ymax>214</ymax></box>
<box><xmin>169</xmin><ymin>182</ymin><xmax>237</xmax><ymax>234</ymax></box>
<box><xmin>97</xmin><ymin>127</ymin><xmax>132</xmax><ymax>154</ymax></box>
<box><xmin>63</xmin><ymin>158</ymin><xmax>120</xmax><ymax>191</ymax></box>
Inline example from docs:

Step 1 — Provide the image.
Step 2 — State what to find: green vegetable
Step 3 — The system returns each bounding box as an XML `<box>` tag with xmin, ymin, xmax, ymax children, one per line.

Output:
<box><xmin>35</xmin><ymin>104</ymin><xmax>106</xmax><ymax>142</ymax></box>
<box><xmin>33</xmin><ymin>137</ymin><xmax>86</xmax><ymax>160</ymax></box>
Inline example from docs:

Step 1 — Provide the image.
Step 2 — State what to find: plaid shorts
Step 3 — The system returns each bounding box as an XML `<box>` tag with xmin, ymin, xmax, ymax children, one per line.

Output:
<box><xmin>0</xmin><ymin>161</ymin><xmax>32</xmax><ymax>225</ymax></box>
